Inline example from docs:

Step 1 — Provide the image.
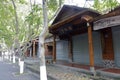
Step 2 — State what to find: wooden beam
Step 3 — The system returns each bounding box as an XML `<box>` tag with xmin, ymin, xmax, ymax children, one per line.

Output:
<box><xmin>94</xmin><ymin>15</ymin><xmax>120</xmax><ymax>30</ymax></box>
<box><xmin>53</xmin><ymin>35</ymin><xmax>56</xmax><ymax>63</ymax></box>
<box><xmin>33</xmin><ymin>41</ymin><xmax>36</xmax><ymax>58</ymax></box>
<box><xmin>94</xmin><ymin>10</ymin><xmax>120</xmax><ymax>22</ymax></box>
<box><xmin>68</xmin><ymin>36</ymin><xmax>73</xmax><ymax>62</ymax></box>
<box><xmin>49</xmin><ymin>10</ymin><xmax>87</xmax><ymax>30</ymax></box>
<box><xmin>87</xmin><ymin>23</ymin><xmax>94</xmax><ymax>67</ymax></box>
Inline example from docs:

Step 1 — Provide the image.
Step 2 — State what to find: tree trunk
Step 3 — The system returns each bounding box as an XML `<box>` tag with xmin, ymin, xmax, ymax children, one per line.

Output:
<box><xmin>13</xmin><ymin>55</ymin><xmax>16</xmax><ymax>63</ymax></box>
<box><xmin>11</xmin><ymin>44</ymin><xmax>16</xmax><ymax>63</ymax></box>
<box><xmin>39</xmin><ymin>0</ymin><xmax>48</xmax><ymax>80</ymax></box>
<box><xmin>11</xmin><ymin>0</ymin><xmax>25</xmax><ymax>74</ymax></box>
<box><xmin>9</xmin><ymin>49</ymin><xmax>12</xmax><ymax>62</ymax></box>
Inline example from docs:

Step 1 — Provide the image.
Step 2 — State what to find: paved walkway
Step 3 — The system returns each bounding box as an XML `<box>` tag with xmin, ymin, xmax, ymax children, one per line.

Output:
<box><xmin>27</xmin><ymin>64</ymin><xmax>115</xmax><ymax>80</ymax></box>
<box><xmin>24</xmin><ymin>58</ymin><xmax>120</xmax><ymax>80</ymax></box>
<box><xmin>0</xmin><ymin>61</ymin><xmax>39</xmax><ymax>80</ymax></box>
<box><xmin>47</xmin><ymin>65</ymin><xmax>91</xmax><ymax>80</ymax></box>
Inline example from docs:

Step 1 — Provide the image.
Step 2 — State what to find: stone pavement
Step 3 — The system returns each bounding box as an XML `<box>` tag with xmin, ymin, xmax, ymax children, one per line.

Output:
<box><xmin>26</xmin><ymin>63</ymin><xmax>119</xmax><ymax>80</ymax></box>
<box><xmin>24</xmin><ymin>58</ymin><xmax>120</xmax><ymax>80</ymax></box>
<box><xmin>47</xmin><ymin>65</ymin><xmax>91</xmax><ymax>80</ymax></box>
<box><xmin>0</xmin><ymin>61</ymin><xmax>39</xmax><ymax>80</ymax></box>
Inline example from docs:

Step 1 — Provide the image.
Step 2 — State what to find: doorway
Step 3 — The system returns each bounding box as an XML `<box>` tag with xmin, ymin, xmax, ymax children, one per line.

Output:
<box><xmin>101</xmin><ymin>28</ymin><xmax>114</xmax><ymax>60</ymax></box>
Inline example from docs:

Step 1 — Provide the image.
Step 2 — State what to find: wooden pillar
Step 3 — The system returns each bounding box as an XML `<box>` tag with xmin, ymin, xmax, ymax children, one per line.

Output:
<box><xmin>87</xmin><ymin>23</ymin><xmax>95</xmax><ymax>72</ymax></box>
<box><xmin>68</xmin><ymin>36</ymin><xmax>73</xmax><ymax>62</ymax></box>
<box><xmin>53</xmin><ymin>35</ymin><xmax>56</xmax><ymax>63</ymax></box>
<box><xmin>33</xmin><ymin>41</ymin><xmax>36</xmax><ymax>58</ymax></box>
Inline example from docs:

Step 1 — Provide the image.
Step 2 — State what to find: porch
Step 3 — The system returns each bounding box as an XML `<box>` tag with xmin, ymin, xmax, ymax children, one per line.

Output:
<box><xmin>24</xmin><ymin>57</ymin><xmax>120</xmax><ymax>79</ymax></box>
<box><xmin>56</xmin><ymin>60</ymin><xmax>103</xmax><ymax>70</ymax></box>
<box><xmin>55</xmin><ymin>60</ymin><xmax>120</xmax><ymax>78</ymax></box>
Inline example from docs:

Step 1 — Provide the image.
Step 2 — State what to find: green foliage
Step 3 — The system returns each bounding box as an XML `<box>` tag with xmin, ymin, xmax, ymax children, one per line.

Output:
<box><xmin>25</xmin><ymin>4</ymin><xmax>43</xmax><ymax>26</ymax></box>
<box><xmin>0</xmin><ymin>0</ymin><xmax>64</xmax><ymax>51</ymax></box>
<box><xmin>19</xmin><ymin>0</ymin><xmax>27</xmax><ymax>4</ymax></box>
<box><xmin>25</xmin><ymin>0</ymin><xmax>64</xmax><ymax>40</ymax></box>
<box><xmin>47</xmin><ymin>0</ymin><xmax>64</xmax><ymax>22</ymax></box>
<box><xmin>0</xmin><ymin>0</ymin><xmax>15</xmax><ymax>47</ymax></box>
<box><xmin>25</xmin><ymin>4</ymin><xmax>43</xmax><ymax>41</ymax></box>
<box><xmin>92</xmin><ymin>0</ymin><xmax>120</xmax><ymax>13</ymax></box>
<box><xmin>48</xmin><ymin>0</ymin><xmax>59</xmax><ymax>11</ymax></box>
<box><xmin>0</xmin><ymin>0</ymin><xmax>27</xmax><ymax>49</ymax></box>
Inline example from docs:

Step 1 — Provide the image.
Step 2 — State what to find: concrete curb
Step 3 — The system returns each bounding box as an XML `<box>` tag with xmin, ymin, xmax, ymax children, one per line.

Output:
<box><xmin>96</xmin><ymin>70</ymin><xmax>120</xmax><ymax>79</ymax></box>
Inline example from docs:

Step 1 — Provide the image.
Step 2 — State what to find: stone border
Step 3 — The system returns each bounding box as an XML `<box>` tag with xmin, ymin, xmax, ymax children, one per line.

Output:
<box><xmin>96</xmin><ymin>70</ymin><xmax>120</xmax><ymax>79</ymax></box>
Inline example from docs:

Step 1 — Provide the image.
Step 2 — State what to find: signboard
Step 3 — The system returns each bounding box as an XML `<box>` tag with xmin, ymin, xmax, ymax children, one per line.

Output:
<box><xmin>94</xmin><ymin>15</ymin><xmax>120</xmax><ymax>30</ymax></box>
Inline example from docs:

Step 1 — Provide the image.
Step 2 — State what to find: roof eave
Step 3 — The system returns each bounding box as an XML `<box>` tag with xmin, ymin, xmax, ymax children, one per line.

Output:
<box><xmin>49</xmin><ymin>10</ymin><xmax>100</xmax><ymax>33</ymax></box>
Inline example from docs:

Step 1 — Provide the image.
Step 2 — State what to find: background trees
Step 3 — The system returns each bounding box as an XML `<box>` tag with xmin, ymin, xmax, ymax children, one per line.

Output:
<box><xmin>92</xmin><ymin>0</ymin><xmax>120</xmax><ymax>13</ymax></box>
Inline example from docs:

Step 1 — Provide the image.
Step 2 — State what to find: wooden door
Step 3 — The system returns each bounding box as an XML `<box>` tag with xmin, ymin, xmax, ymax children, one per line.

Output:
<box><xmin>101</xmin><ymin>28</ymin><xmax>114</xmax><ymax>60</ymax></box>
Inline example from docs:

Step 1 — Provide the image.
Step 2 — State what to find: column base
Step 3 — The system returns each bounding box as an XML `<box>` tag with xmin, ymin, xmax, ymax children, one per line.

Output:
<box><xmin>90</xmin><ymin>67</ymin><xmax>96</xmax><ymax>76</ymax></box>
<box><xmin>90</xmin><ymin>67</ymin><xmax>95</xmax><ymax>72</ymax></box>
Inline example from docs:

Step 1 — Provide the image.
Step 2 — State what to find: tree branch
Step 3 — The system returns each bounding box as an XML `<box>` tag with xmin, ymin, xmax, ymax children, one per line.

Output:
<box><xmin>48</xmin><ymin>7</ymin><xmax>61</xmax><ymax>23</ymax></box>
<box><xmin>11</xmin><ymin>0</ymin><xmax>19</xmax><ymax>34</ymax></box>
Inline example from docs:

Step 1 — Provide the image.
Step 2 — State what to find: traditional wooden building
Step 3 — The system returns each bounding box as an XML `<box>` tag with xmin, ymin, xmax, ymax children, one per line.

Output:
<box><xmin>25</xmin><ymin>36</ymin><xmax>53</xmax><ymax>58</ymax></box>
<box><xmin>25</xmin><ymin>37</ymin><xmax>39</xmax><ymax>58</ymax></box>
<box><xmin>49</xmin><ymin>5</ymin><xmax>101</xmax><ymax>72</ymax></box>
<box><xmin>94</xmin><ymin>6</ymin><xmax>120</xmax><ymax>67</ymax></box>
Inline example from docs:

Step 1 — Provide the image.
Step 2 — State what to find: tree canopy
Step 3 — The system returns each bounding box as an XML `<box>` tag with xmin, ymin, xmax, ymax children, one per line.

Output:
<box><xmin>92</xmin><ymin>0</ymin><xmax>120</xmax><ymax>13</ymax></box>
<box><xmin>0</xmin><ymin>0</ymin><xmax>64</xmax><ymax>53</ymax></box>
